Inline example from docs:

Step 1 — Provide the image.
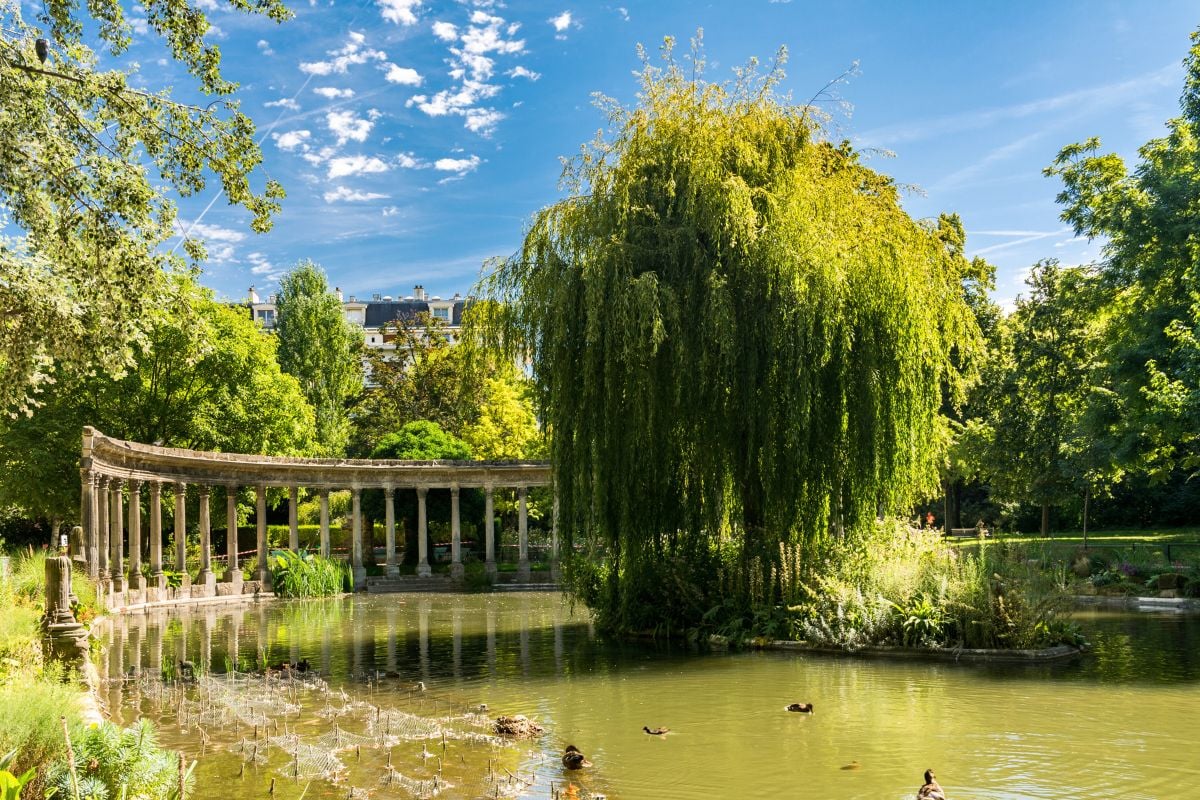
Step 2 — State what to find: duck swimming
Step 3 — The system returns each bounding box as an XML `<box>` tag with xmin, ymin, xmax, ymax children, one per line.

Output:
<box><xmin>562</xmin><ymin>745</ymin><xmax>593</xmax><ymax>770</ymax></box>
<box><xmin>916</xmin><ymin>769</ymin><xmax>946</xmax><ymax>800</ymax></box>
<box><xmin>786</xmin><ymin>703</ymin><xmax>814</xmax><ymax>713</ymax></box>
<box><xmin>643</xmin><ymin>726</ymin><xmax>670</xmax><ymax>735</ymax></box>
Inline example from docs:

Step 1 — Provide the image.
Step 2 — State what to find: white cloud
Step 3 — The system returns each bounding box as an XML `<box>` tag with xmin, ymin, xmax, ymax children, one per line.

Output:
<box><xmin>383</xmin><ymin>64</ymin><xmax>423</xmax><ymax>86</ymax></box>
<box><xmin>549</xmin><ymin>11</ymin><xmax>572</xmax><ymax>33</ymax></box>
<box><xmin>508</xmin><ymin>65</ymin><xmax>540</xmax><ymax>81</ymax></box>
<box><xmin>324</xmin><ymin>186</ymin><xmax>389</xmax><ymax>202</ymax></box>
<box><xmin>396</xmin><ymin>152</ymin><xmax>422</xmax><ymax>168</ymax></box>
<box><xmin>382</xmin><ymin>206</ymin><xmax>400</xmax><ymax>217</ymax></box>
<box><xmin>265</xmin><ymin>97</ymin><xmax>300</xmax><ymax>110</ymax></box>
<box><xmin>327</xmin><ymin>155</ymin><xmax>390</xmax><ymax>179</ymax></box>
<box><xmin>300</xmin><ymin>32</ymin><xmax>387</xmax><ymax>75</ymax></box>
<box><xmin>130</xmin><ymin>17</ymin><xmax>150</xmax><ymax>36</ymax></box>
<box><xmin>301</xmin><ymin>146</ymin><xmax>337</xmax><ymax>167</ymax></box>
<box><xmin>617</xmin><ymin>7</ymin><xmax>629</xmax><ymax>21</ymax></box>
<box><xmin>247</xmin><ymin>252</ymin><xmax>285</xmax><ymax>282</ymax></box>
<box><xmin>173</xmin><ymin>221</ymin><xmax>244</xmax><ymax>263</ymax></box>
<box><xmin>273</xmin><ymin>130</ymin><xmax>312</xmax><ymax>151</ymax></box>
<box><xmin>464</xmin><ymin>108</ymin><xmax>504</xmax><ymax>135</ymax></box>
<box><xmin>434</xmin><ymin>155</ymin><xmax>481</xmax><ymax>173</ymax></box>
<box><xmin>432</xmin><ymin>21</ymin><xmax>458</xmax><ymax>40</ymax></box>
<box><xmin>326</xmin><ymin>110</ymin><xmax>374</xmax><ymax>145</ymax></box>
<box><xmin>379</xmin><ymin>0</ymin><xmax>421</xmax><ymax>25</ymax></box>
<box><xmin>257</xmin><ymin>39</ymin><xmax>275</xmax><ymax>56</ymax></box>
<box><xmin>314</xmin><ymin>87</ymin><xmax>355</xmax><ymax>99</ymax></box>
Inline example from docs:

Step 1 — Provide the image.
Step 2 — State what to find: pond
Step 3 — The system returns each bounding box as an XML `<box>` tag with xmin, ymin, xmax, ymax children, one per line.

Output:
<box><xmin>99</xmin><ymin>594</ymin><xmax>1200</xmax><ymax>800</ymax></box>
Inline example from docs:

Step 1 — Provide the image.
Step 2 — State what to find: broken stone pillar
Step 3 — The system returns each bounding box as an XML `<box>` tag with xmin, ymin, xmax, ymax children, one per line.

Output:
<box><xmin>43</xmin><ymin>554</ymin><xmax>89</xmax><ymax>666</ymax></box>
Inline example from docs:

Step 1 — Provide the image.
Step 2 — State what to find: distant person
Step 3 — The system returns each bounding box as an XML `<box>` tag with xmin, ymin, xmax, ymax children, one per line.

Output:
<box><xmin>925</xmin><ymin>511</ymin><xmax>935</xmax><ymax>529</ymax></box>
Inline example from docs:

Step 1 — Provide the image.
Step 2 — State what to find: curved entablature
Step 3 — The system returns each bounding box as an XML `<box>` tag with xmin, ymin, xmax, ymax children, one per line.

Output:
<box><xmin>81</xmin><ymin>427</ymin><xmax>551</xmax><ymax>489</ymax></box>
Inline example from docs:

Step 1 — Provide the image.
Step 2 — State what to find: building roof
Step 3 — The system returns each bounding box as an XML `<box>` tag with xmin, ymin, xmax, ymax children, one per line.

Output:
<box><xmin>364</xmin><ymin>300</ymin><xmax>466</xmax><ymax>327</ymax></box>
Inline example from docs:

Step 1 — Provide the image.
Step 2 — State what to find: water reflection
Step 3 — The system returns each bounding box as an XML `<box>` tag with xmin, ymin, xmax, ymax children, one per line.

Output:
<box><xmin>100</xmin><ymin>595</ymin><xmax>1200</xmax><ymax>800</ymax></box>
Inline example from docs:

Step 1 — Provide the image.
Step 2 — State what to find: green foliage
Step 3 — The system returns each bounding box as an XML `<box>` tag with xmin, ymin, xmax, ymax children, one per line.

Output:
<box><xmin>0</xmin><ymin>0</ymin><xmax>289</xmax><ymax>414</ymax></box>
<box><xmin>371</xmin><ymin>421</ymin><xmax>471</xmax><ymax>461</ymax></box>
<box><xmin>461</xmin><ymin>372</ymin><xmax>542</xmax><ymax>460</ymax></box>
<box><xmin>0</xmin><ymin>750</ymin><xmax>36</xmax><ymax>800</ymax></box>
<box><xmin>47</xmin><ymin>719</ymin><xmax>193</xmax><ymax>800</ymax></box>
<box><xmin>274</xmin><ymin>261</ymin><xmax>363</xmax><ymax>456</ymax></box>
<box><xmin>0</xmin><ymin>672</ymin><xmax>80</xmax><ymax>788</ymax></box>
<box><xmin>269</xmin><ymin>551</ymin><xmax>349</xmax><ymax>598</ymax></box>
<box><xmin>476</xmin><ymin>38</ymin><xmax>981</xmax><ymax>633</ymax></box>
<box><xmin>1043</xmin><ymin>28</ymin><xmax>1200</xmax><ymax>483</ymax></box>
<box><xmin>462</xmin><ymin>561</ymin><xmax>494</xmax><ymax>592</ymax></box>
<box><xmin>0</xmin><ymin>276</ymin><xmax>317</xmax><ymax>519</ymax></box>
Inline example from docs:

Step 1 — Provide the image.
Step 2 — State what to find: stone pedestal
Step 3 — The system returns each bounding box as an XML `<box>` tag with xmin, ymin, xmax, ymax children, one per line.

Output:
<box><xmin>417</xmin><ymin>562</ymin><xmax>432</xmax><ymax>578</ymax></box>
<box><xmin>353</xmin><ymin>565</ymin><xmax>367</xmax><ymax>587</ymax></box>
<box><xmin>43</xmin><ymin>555</ymin><xmax>90</xmax><ymax>666</ymax></box>
<box><xmin>450</xmin><ymin>562</ymin><xmax>465</xmax><ymax>580</ymax></box>
<box><xmin>485</xmin><ymin>560</ymin><xmax>498</xmax><ymax>579</ymax></box>
<box><xmin>197</xmin><ymin>569</ymin><xmax>216</xmax><ymax>597</ymax></box>
<box><xmin>517</xmin><ymin>559</ymin><xmax>531</xmax><ymax>582</ymax></box>
<box><xmin>550</xmin><ymin>560</ymin><xmax>562</xmax><ymax>581</ymax></box>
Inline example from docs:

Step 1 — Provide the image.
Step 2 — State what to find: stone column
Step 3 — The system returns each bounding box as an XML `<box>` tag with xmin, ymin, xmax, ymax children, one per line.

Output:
<box><xmin>318</xmin><ymin>489</ymin><xmax>331</xmax><ymax>558</ymax></box>
<box><xmin>517</xmin><ymin>486</ymin><xmax>530</xmax><ymax>581</ymax></box>
<box><xmin>226</xmin><ymin>485</ymin><xmax>242</xmax><ymax>588</ymax></box>
<box><xmin>79</xmin><ymin>469</ymin><xmax>95</xmax><ymax>580</ymax></box>
<box><xmin>149</xmin><ymin>481</ymin><xmax>165</xmax><ymax>594</ymax></box>
<box><xmin>255</xmin><ymin>485</ymin><xmax>269</xmax><ymax>587</ymax></box>
<box><xmin>484</xmin><ymin>486</ymin><xmax>497</xmax><ymax>578</ymax></box>
<box><xmin>96</xmin><ymin>477</ymin><xmax>109</xmax><ymax>589</ymax></box>
<box><xmin>351</xmin><ymin>487</ymin><xmax>365</xmax><ymax>587</ymax></box>
<box><xmin>288</xmin><ymin>486</ymin><xmax>299</xmax><ymax>552</ymax></box>
<box><xmin>450</xmin><ymin>485</ymin><xmax>463</xmax><ymax>580</ymax></box>
<box><xmin>174</xmin><ymin>482</ymin><xmax>189</xmax><ymax>587</ymax></box>
<box><xmin>416</xmin><ymin>487</ymin><xmax>431</xmax><ymax>577</ymax></box>
<box><xmin>197</xmin><ymin>486</ymin><xmax>215</xmax><ymax>595</ymax></box>
<box><xmin>384</xmin><ymin>487</ymin><xmax>398</xmax><ymax>577</ymax></box>
<box><xmin>109</xmin><ymin>479</ymin><xmax>125</xmax><ymax>593</ymax></box>
<box><xmin>128</xmin><ymin>479</ymin><xmax>145</xmax><ymax>592</ymax></box>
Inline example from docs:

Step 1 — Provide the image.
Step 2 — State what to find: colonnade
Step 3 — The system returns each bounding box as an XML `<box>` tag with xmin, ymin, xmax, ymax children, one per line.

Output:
<box><xmin>79</xmin><ymin>427</ymin><xmax>553</xmax><ymax>606</ymax></box>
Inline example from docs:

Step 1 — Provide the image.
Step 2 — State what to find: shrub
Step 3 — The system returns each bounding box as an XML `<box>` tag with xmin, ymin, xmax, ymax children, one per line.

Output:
<box><xmin>0</xmin><ymin>670</ymin><xmax>80</xmax><ymax>788</ymax></box>
<box><xmin>269</xmin><ymin>551</ymin><xmax>349</xmax><ymax>598</ymax></box>
<box><xmin>47</xmin><ymin>719</ymin><xmax>193</xmax><ymax>800</ymax></box>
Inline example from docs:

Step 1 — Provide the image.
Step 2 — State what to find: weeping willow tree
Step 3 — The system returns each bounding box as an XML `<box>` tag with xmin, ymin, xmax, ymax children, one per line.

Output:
<box><xmin>475</xmin><ymin>39</ymin><xmax>982</xmax><ymax>631</ymax></box>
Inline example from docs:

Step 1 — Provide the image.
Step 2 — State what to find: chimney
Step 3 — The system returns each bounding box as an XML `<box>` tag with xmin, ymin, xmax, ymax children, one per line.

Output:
<box><xmin>335</xmin><ymin>286</ymin><xmax>344</xmax><ymax>302</ymax></box>
<box><xmin>248</xmin><ymin>286</ymin><xmax>260</xmax><ymax>303</ymax></box>
<box><xmin>413</xmin><ymin>285</ymin><xmax>425</xmax><ymax>301</ymax></box>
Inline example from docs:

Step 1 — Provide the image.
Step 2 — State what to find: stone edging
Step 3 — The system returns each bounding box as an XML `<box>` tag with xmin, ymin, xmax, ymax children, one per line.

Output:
<box><xmin>707</xmin><ymin>635</ymin><xmax>1085</xmax><ymax>663</ymax></box>
<box><xmin>1071</xmin><ymin>594</ymin><xmax>1200</xmax><ymax>611</ymax></box>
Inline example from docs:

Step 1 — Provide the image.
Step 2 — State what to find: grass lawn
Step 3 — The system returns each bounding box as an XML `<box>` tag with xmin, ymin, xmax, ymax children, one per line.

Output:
<box><xmin>952</xmin><ymin>527</ymin><xmax>1200</xmax><ymax>564</ymax></box>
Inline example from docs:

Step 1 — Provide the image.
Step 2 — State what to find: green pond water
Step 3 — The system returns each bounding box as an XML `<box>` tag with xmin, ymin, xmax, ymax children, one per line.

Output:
<box><xmin>99</xmin><ymin>593</ymin><xmax>1200</xmax><ymax>800</ymax></box>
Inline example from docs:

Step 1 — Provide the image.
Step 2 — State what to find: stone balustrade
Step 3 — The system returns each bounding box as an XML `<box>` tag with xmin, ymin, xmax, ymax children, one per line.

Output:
<box><xmin>79</xmin><ymin>427</ymin><xmax>553</xmax><ymax>608</ymax></box>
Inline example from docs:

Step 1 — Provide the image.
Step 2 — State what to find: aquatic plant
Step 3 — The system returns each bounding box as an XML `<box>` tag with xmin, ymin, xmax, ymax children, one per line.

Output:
<box><xmin>269</xmin><ymin>550</ymin><xmax>350</xmax><ymax>598</ymax></box>
<box><xmin>47</xmin><ymin>719</ymin><xmax>193</xmax><ymax>800</ymax></box>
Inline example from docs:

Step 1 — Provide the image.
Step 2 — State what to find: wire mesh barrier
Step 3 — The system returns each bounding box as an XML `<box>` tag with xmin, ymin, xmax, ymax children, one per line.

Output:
<box><xmin>107</xmin><ymin>666</ymin><xmax>555</xmax><ymax>799</ymax></box>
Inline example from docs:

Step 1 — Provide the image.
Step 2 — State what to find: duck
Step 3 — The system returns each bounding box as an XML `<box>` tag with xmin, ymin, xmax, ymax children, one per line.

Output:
<box><xmin>561</xmin><ymin>745</ymin><xmax>593</xmax><ymax>770</ymax></box>
<box><xmin>177</xmin><ymin>660</ymin><xmax>196</xmax><ymax>681</ymax></box>
<box><xmin>294</xmin><ymin>658</ymin><xmax>310</xmax><ymax>674</ymax></box>
<box><xmin>786</xmin><ymin>702</ymin><xmax>814</xmax><ymax>713</ymax></box>
<box><xmin>840</xmin><ymin>761</ymin><xmax>861</xmax><ymax>771</ymax></box>
<box><xmin>916</xmin><ymin>768</ymin><xmax>946</xmax><ymax>800</ymax></box>
<box><xmin>642</xmin><ymin>726</ymin><xmax>670</xmax><ymax>735</ymax></box>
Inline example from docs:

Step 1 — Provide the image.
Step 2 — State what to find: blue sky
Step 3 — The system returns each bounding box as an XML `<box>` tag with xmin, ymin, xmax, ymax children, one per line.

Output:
<box><xmin>119</xmin><ymin>0</ymin><xmax>1197</xmax><ymax>307</ymax></box>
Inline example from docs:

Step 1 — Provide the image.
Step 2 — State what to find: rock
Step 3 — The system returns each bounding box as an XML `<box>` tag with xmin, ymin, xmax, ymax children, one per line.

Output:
<box><xmin>494</xmin><ymin>715</ymin><xmax>544</xmax><ymax>738</ymax></box>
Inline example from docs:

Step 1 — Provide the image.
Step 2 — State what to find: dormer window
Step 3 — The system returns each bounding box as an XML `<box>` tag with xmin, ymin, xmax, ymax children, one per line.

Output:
<box><xmin>432</xmin><ymin>307</ymin><xmax>450</xmax><ymax>321</ymax></box>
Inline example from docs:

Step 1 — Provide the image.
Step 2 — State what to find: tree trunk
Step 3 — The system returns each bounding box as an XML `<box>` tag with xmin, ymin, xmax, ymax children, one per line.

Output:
<box><xmin>1040</xmin><ymin>503</ymin><xmax>1050</xmax><ymax>538</ymax></box>
<box><xmin>1082</xmin><ymin>488</ymin><xmax>1090</xmax><ymax>550</ymax></box>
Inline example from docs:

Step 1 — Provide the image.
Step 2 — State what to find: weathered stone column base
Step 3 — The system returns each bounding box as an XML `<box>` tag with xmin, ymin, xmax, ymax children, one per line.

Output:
<box><xmin>226</xmin><ymin>572</ymin><xmax>244</xmax><ymax>590</ymax></box>
<box><xmin>131</xmin><ymin>573</ymin><xmax>146</xmax><ymax>591</ymax></box>
<box><xmin>417</xmin><ymin>562</ymin><xmax>432</xmax><ymax>578</ymax></box>
<box><xmin>385</xmin><ymin>564</ymin><xmax>400</xmax><ymax>577</ymax></box>
<box><xmin>111</xmin><ymin>576</ymin><xmax>126</xmax><ymax>593</ymax></box>
<box><xmin>450</xmin><ymin>562</ymin><xmax>465</xmax><ymax>580</ymax></box>
<box><xmin>153</xmin><ymin>572</ymin><xmax>167</xmax><ymax>592</ymax></box>
<box><xmin>485</xmin><ymin>560</ymin><xmax>498</xmax><ymax>579</ymax></box>
<box><xmin>197</xmin><ymin>570</ymin><xmax>216</xmax><ymax>597</ymax></box>
<box><xmin>550</xmin><ymin>560</ymin><xmax>561</xmax><ymax>581</ymax></box>
<box><xmin>353</xmin><ymin>565</ymin><xmax>367</xmax><ymax>589</ymax></box>
<box><xmin>517</xmin><ymin>559</ymin><xmax>531</xmax><ymax>582</ymax></box>
<box><xmin>179</xmin><ymin>571</ymin><xmax>192</xmax><ymax>589</ymax></box>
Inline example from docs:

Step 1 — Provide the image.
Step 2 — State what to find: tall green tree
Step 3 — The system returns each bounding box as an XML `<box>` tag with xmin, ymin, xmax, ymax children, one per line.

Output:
<box><xmin>1045</xmin><ymin>27</ymin><xmax>1200</xmax><ymax>483</ymax></box>
<box><xmin>0</xmin><ymin>0</ymin><xmax>288</xmax><ymax>414</ymax></box>
<box><xmin>476</xmin><ymin>40</ymin><xmax>981</xmax><ymax>631</ymax></box>
<box><xmin>980</xmin><ymin>261</ymin><xmax>1100</xmax><ymax>536</ymax></box>
<box><xmin>274</xmin><ymin>261</ymin><xmax>363</xmax><ymax>456</ymax></box>
<box><xmin>0</xmin><ymin>275</ymin><xmax>316</xmax><ymax>519</ymax></box>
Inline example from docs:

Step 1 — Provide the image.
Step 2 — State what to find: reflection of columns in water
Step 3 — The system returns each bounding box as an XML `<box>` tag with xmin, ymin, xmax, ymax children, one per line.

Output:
<box><xmin>130</xmin><ymin>617</ymin><xmax>143</xmax><ymax>676</ymax></box>
<box><xmin>258</xmin><ymin>604</ymin><xmax>269</xmax><ymax>669</ymax></box>
<box><xmin>229</xmin><ymin>609</ymin><xmax>242</xmax><ymax>671</ymax></box>
<box><xmin>322</xmin><ymin>619</ymin><xmax>332</xmax><ymax>674</ymax></box>
<box><xmin>108</xmin><ymin>623</ymin><xmax>125</xmax><ymax>723</ymax></box>
<box><xmin>201</xmin><ymin>609</ymin><xmax>214</xmax><ymax>673</ymax></box>
<box><xmin>519</xmin><ymin>599</ymin><xmax>530</xmax><ymax>677</ymax></box>
<box><xmin>418</xmin><ymin>598</ymin><xmax>431</xmax><ymax>680</ymax></box>
<box><xmin>486</xmin><ymin>604</ymin><xmax>497</xmax><ymax>675</ymax></box>
<box><xmin>176</xmin><ymin>613</ymin><xmax>189</xmax><ymax>677</ymax></box>
<box><xmin>385</xmin><ymin>605</ymin><xmax>398</xmax><ymax>673</ymax></box>
<box><xmin>452</xmin><ymin>607</ymin><xmax>462</xmax><ymax>678</ymax></box>
<box><xmin>554</xmin><ymin>617</ymin><xmax>565</xmax><ymax>674</ymax></box>
<box><xmin>149</xmin><ymin>611</ymin><xmax>163</xmax><ymax>676</ymax></box>
<box><xmin>352</xmin><ymin>600</ymin><xmax>365</xmax><ymax>676</ymax></box>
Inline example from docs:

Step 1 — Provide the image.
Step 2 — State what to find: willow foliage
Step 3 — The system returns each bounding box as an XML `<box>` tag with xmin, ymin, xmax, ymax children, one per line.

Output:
<box><xmin>477</xmin><ymin>41</ymin><xmax>981</xmax><ymax>630</ymax></box>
